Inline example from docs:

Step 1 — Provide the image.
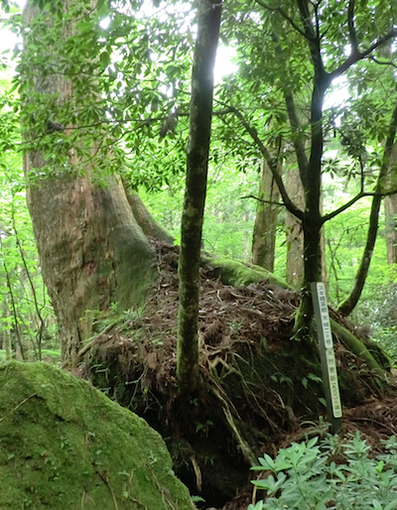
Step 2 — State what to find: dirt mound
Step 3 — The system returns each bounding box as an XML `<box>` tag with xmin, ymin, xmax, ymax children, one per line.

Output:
<box><xmin>80</xmin><ymin>240</ymin><xmax>394</xmax><ymax>508</ymax></box>
<box><xmin>0</xmin><ymin>361</ymin><xmax>195</xmax><ymax>510</ymax></box>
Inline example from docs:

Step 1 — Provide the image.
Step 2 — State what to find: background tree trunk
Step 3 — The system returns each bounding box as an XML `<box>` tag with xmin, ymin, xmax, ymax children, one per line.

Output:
<box><xmin>384</xmin><ymin>144</ymin><xmax>397</xmax><ymax>266</ymax></box>
<box><xmin>252</xmin><ymin>157</ymin><xmax>281</xmax><ymax>271</ymax></box>
<box><xmin>285</xmin><ymin>165</ymin><xmax>305</xmax><ymax>287</ymax></box>
<box><xmin>385</xmin><ymin>194</ymin><xmax>397</xmax><ymax>265</ymax></box>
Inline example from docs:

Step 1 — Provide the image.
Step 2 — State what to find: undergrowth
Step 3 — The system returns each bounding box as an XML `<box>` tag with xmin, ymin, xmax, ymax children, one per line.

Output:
<box><xmin>249</xmin><ymin>432</ymin><xmax>397</xmax><ymax>510</ymax></box>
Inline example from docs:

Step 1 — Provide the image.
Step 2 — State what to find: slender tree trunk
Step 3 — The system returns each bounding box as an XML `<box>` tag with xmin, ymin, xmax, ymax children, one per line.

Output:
<box><xmin>22</xmin><ymin>0</ymin><xmax>156</xmax><ymax>368</ymax></box>
<box><xmin>177</xmin><ymin>0</ymin><xmax>222</xmax><ymax>391</ymax></box>
<box><xmin>2</xmin><ymin>299</ymin><xmax>12</xmax><ymax>360</ymax></box>
<box><xmin>338</xmin><ymin>102</ymin><xmax>397</xmax><ymax>316</ymax></box>
<box><xmin>292</xmin><ymin>73</ymin><xmax>328</xmax><ymax>336</ymax></box>
<box><xmin>252</xmin><ymin>158</ymin><xmax>281</xmax><ymax>271</ymax></box>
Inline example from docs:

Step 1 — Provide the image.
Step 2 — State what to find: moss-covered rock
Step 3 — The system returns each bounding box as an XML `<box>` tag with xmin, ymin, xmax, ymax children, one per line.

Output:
<box><xmin>0</xmin><ymin>361</ymin><xmax>195</xmax><ymax>510</ymax></box>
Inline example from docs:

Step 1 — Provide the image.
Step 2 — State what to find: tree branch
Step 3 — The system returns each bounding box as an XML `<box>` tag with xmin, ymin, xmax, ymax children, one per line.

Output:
<box><xmin>296</xmin><ymin>0</ymin><xmax>316</xmax><ymax>41</ymax></box>
<box><xmin>283</xmin><ymin>89</ymin><xmax>309</xmax><ymax>183</ymax></box>
<box><xmin>322</xmin><ymin>183</ymin><xmax>397</xmax><ymax>225</ymax></box>
<box><xmin>223</xmin><ymin>104</ymin><xmax>304</xmax><ymax>220</ymax></box>
<box><xmin>370</xmin><ymin>56</ymin><xmax>397</xmax><ymax>70</ymax></box>
<box><xmin>330</xmin><ymin>28</ymin><xmax>397</xmax><ymax>80</ymax></box>
<box><xmin>321</xmin><ymin>191</ymin><xmax>374</xmax><ymax>224</ymax></box>
<box><xmin>254</xmin><ymin>0</ymin><xmax>309</xmax><ymax>39</ymax></box>
<box><xmin>240</xmin><ymin>195</ymin><xmax>285</xmax><ymax>207</ymax></box>
<box><xmin>271</xmin><ymin>32</ymin><xmax>310</xmax><ymax>182</ymax></box>
<box><xmin>338</xmin><ymin>100</ymin><xmax>397</xmax><ymax>316</ymax></box>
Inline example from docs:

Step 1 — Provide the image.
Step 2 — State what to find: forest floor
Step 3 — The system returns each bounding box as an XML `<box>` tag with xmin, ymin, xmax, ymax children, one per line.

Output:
<box><xmin>80</xmin><ymin>240</ymin><xmax>397</xmax><ymax>510</ymax></box>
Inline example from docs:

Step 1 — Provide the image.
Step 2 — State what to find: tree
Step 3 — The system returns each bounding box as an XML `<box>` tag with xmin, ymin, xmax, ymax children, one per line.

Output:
<box><xmin>285</xmin><ymin>164</ymin><xmax>304</xmax><ymax>287</ymax></box>
<box><xmin>13</xmin><ymin>0</ymin><xmax>397</xmax><ymax>361</ymax></box>
<box><xmin>338</xmin><ymin>101</ymin><xmax>397</xmax><ymax>315</ymax></box>
<box><xmin>177</xmin><ymin>0</ymin><xmax>222</xmax><ymax>391</ymax></box>
<box><xmin>20</xmin><ymin>0</ymin><xmax>156</xmax><ymax>368</ymax></box>
<box><xmin>252</xmin><ymin>156</ymin><xmax>281</xmax><ymax>271</ymax></box>
<box><xmin>217</xmin><ymin>0</ymin><xmax>397</xmax><ymax>335</ymax></box>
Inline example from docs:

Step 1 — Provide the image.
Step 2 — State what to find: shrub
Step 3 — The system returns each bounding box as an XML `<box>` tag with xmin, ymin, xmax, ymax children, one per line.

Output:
<box><xmin>249</xmin><ymin>433</ymin><xmax>397</xmax><ymax>510</ymax></box>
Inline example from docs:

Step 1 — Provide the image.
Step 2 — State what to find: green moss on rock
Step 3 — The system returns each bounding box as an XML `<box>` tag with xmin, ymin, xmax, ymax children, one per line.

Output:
<box><xmin>0</xmin><ymin>361</ymin><xmax>195</xmax><ymax>510</ymax></box>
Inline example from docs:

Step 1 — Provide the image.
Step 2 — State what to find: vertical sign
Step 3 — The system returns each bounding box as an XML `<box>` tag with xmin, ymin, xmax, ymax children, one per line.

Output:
<box><xmin>311</xmin><ymin>282</ymin><xmax>342</xmax><ymax>434</ymax></box>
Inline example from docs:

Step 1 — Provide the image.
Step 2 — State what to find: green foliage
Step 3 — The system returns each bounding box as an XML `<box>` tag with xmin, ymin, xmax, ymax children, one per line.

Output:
<box><xmin>0</xmin><ymin>70</ymin><xmax>55</xmax><ymax>360</ymax></box>
<box><xmin>249</xmin><ymin>433</ymin><xmax>397</xmax><ymax>510</ymax></box>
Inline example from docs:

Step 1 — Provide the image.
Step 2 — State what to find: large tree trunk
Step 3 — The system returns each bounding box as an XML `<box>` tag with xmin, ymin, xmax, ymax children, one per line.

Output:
<box><xmin>285</xmin><ymin>163</ymin><xmax>327</xmax><ymax>290</ymax></box>
<box><xmin>252</xmin><ymin>158</ymin><xmax>281</xmax><ymax>271</ymax></box>
<box><xmin>22</xmin><ymin>0</ymin><xmax>156</xmax><ymax>368</ymax></box>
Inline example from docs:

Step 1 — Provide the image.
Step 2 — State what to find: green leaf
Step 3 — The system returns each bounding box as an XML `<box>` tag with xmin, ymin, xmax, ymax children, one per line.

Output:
<box><xmin>385</xmin><ymin>500</ymin><xmax>397</xmax><ymax>510</ymax></box>
<box><xmin>99</xmin><ymin>51</ymin><xmax>110</xmax><ymax>67</ymax></box>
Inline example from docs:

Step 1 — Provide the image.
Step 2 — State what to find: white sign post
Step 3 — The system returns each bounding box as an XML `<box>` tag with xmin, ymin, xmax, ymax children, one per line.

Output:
<box><xmin>311</xmin><ymin>282</ymin><xmax>342</xmax><ymax>434</ymax></box>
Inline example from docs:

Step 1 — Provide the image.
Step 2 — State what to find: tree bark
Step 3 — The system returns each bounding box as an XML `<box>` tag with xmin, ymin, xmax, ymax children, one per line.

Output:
<box><xmin>22</xmin><ymin>0</ymin><xmax>156</xmax><ymax>368</ymax></box>
<box><xmin>285</xmin><ymin>165</ymin><xmax>305</xmax><ymax>287</ymax></box>
<box><xmin>384</xmin><ymin>144</ymin><xmax>397</xmax><ymax>266</ymax></box>
<box><xmin>177</xmin><ymin>0</ymin><xmax>222</xmax><ymax>391</ymax></box>
<box><xmin>123</xmin><ymin>184</ymin><xmax>174</xmax><ymax>244</ymax></box>
<box><xmin>252</xmin><ymin>158</ymin><xmax>281</xmax><ymax>271</ymax></box>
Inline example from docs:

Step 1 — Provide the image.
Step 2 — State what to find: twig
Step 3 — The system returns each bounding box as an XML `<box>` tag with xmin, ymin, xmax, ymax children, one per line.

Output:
<box><xmin>0</xmin><ymin>393</ymin><xmax>37</xmax><ymax>423</ymax></box>
<box><xmin>351</xmin><ymin>417</ymin><xmax>396</xmax><ymax>436</ymax></box>
<box><xmin>240</xmin><ymin>194</ymin><xmax>285</xmax><ymax>207</ymax></box>
<box><xmin>370</xmin><ymin>56</ymin><xmax>397</xmax><ymax>69</ymax></box>
<box><xmin>78</xmin><ymin>321</ymin><xmax>119</xmax><ymax>358</ymax></box>
<box><xmin>93</xmin><ymin>466</ymin><xmax>119</xmax><ymax>510</ymax></box>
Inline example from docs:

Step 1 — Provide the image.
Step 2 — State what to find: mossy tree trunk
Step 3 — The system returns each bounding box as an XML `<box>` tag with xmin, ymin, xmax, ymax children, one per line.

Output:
<box><xmin>177</xmin><ymin>0</ymin><xmax>222</xmax><ymax>391</ymax></box>
<box><xmin>22</xmin><ymin>0</ymin><xmax>156</xmax><ymax>368</ymax></box>
<box><xmin>252</xmin><ymin>157</ymin><xmax>281</xmax><ymax>271</ymax></box>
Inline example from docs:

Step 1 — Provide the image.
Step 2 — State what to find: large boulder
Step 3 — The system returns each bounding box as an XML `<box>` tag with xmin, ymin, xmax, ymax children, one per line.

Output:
<box><xmin>0</xmin><ymin>361</ymin><xmax>196</xmax><ymax>510</ymax></box>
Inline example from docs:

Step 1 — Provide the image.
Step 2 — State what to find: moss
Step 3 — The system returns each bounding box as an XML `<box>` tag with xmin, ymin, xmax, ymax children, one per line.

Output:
<box><xmin>0</xmin><ymin>361</ymin><xmax>195</xmax><ymax>510</ymax></box>
<box><xmin>205</xmin><ymin>256</ymin><xmax>291</xmax><ymax>289</ymax></box>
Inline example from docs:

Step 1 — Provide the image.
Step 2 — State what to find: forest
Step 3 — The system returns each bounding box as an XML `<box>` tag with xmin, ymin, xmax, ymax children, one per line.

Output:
<box><xmin>1</xmin><ymin>0</ymin><xmax>397</xmax><ymax>509</ymax></box>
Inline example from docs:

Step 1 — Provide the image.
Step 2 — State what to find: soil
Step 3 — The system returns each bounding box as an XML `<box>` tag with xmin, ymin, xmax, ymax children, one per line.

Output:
<box><xmin>79</xmin><ymin>240</ymin><xmax>397</xmax><ymax>510</ymax></box>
